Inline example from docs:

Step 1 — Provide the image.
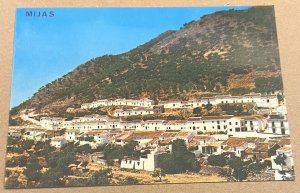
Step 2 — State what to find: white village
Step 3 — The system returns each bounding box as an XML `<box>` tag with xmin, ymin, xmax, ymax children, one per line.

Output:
<box><xmin>8</xmin><ymin>92</ymin><xmax>294</xmax><ymax>183</ymax></box>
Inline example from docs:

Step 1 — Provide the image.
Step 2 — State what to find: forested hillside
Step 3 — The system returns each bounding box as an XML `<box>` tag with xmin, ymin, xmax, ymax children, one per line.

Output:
<box><xmin>11</xmin><ymin>6</ymin><xmax>282</xmax><ymax>114</ymax></box>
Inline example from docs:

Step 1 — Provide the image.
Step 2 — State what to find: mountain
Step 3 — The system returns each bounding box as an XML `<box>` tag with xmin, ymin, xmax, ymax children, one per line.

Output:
<box><xmin>11</xmin><ymin>6</ymin><xmax>283</xmax><ymax>114</ymax></box>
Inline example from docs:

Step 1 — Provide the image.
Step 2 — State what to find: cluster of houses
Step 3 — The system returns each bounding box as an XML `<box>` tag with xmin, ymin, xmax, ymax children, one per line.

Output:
<box><xmin>80</xmin><ymin>93</ymin><xmax>280</xmax><ymax>111</ymax></box>
<box><xmin>8</xmin><ymin>125</ymin><xmax>293</xmax><ymax>180</ymax></box>
<box><xmin>37</xmin><ymin>108</ymin><xmax>289</xmax><ymax>136</ymax></box>
<box><xmin>9</xmin><ymin>92</ymin><xmax>293</xmax><ymax>180</ymax></box>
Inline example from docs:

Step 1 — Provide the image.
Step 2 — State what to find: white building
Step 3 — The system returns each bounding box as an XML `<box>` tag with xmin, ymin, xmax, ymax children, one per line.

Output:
<box><xmin>23</xmin><ymin>128</ymin><xmax>47</xmax><ymax>141</ymax></box>
<box><xmin>144</xmin><ymin>120</ymin><xmax>166</xmax><ymax>131</ymax></box>
<box><xmin>65</xmin><ymin>128</ymin><xmax>80</xmax><ymax>141</ymax></box>
<box><xmin>159</xmin><ymin>100</ymin><xmax>184</xmax><ymax>108</ymax></box>
<box><xmin>266</xmin><ymin>114</ymin><xmax>289</xmax><ymax>135</ymax></box>
<box><xmin>50</xmin><ymin>136</ymin><xmax>67</xmax><ymax>148</ymax></box>
<box><xmin>40</xmin><ymin>117</ymin><xmax>64</xmax><ymax>130</ymax></box>
<box><xmin>84</xmin><ymin>131</ymin><xmax>109</xmax><ymax>144</ymax></box>
<box><xmin>120</xmin><ymin>152</ymin><xmax>158</xmax><ymax>171</ymax></box>
<box><xmin>222</xmin><ymin>137</ymin><xmax>248</xmax><ymax>157</ymax></box>
<box><xmin>81</xmin><ymin>98</ymin><xmax>154</xmax><ymax>109</ymax></box>
<box><xmin>158</xmin><ymin>93</ymin><xmax>279</xmax><ymax>109</ymax></box>
<box><xmin>113</xmin><ymin>108</ymin><xmax>155</xmax><ymax>117</ymax></box>
<box><xmin>120</xmin><ymin>121</ymin><xmax>144</xmax><ymax>131</ymax></box>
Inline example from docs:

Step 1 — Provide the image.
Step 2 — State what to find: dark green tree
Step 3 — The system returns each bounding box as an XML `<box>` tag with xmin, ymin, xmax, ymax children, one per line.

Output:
<box><xmin>122</xmin><ymin>177</ymin><xmax>139</xmax><ymax>185</ymax></box>
<box><xmin>193</xmin><ymin>107</ymin><xmax>202</xmax><ymax>115</ymax></box>
<box><xmin>67</xmin><ymin>178</ymin><xmax>89</xmax><ymax>187</ymax></box>
<box><xmin>207</xmin><ymin>154</ymin><xmax>227</xmax><ymax>167</ymax></box>
<box><xmin>5</xmin><ymin>176</ymin><xmax>21</xmax><ymax>189</ymax></box>
<box><xmin>228</xmin><ymin>157</ymin><xmax>248</xmax><ymax>181</ymax></box>
<box><xmin>88</xmin><ymin>169</ymin><xmax>112</xmax><ymax>186</ymax></box>
<box><xmin>274</xmin><ymin>154</ymin><xmax>287</xmax><ymax>171</ymax></box>
<box><xmin>40</xmin><ymin>168</ymin><xmax>64</xmax><ymax>187</ymax></box>
<box><xmin>24</xmin><ymin>160</ymin><xmax>42</xmax><ymax>182</ymax></box>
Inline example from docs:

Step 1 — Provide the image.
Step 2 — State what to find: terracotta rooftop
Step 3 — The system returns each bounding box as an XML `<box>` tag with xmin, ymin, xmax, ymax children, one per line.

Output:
<box><xmin>222</xmin><ymin>137</ymin><xmax>246</xmax><ymax>147</ymax></box>
<box><xmin>278</xmin><ymin>138</ymin><xmax>291</xmax><ymax>146</ymax></box>
<box><xmin>124</xmin><ymin>131</ymin><xmax>164</xmax><ymax>141</ymax></box>
<box><xmin>201</xmin><ymin>115</ymin><xmax>233</xmax><ymax>120</ymax></box>
<box><xmin>187</xmin><ymin>117</ymin><xmax>202</xmax><ymax>122</ymax></box>
<box><xmin>191</xmin><ymin>135</ymin><xmax>211</xmax><ymax>141</ymax></box>
<box><xmin>161</xmin><ymin>132</ymin><xmax>177</xmax><ymax>138</ymax></box>
<box><xmin>159</xmin><ymin>138</ymin><xmax>173</xmax><ymax>145</ymax></box>
<box><xmin>253</xmin><ymin>142</ymin><xmax>276</xmax><ymax>152</ymax></box>
<box><xmin>176</xmin><ymin>131</ymin><xmax>191</xmax><ymax>138</ymax></box>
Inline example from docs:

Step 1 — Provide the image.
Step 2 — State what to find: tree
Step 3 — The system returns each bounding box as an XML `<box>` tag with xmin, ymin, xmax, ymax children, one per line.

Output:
<box><xmin>5</xmin><ymin>176</ymin><xmax>21</xmax><ymax>189</ymax></box>
<box><xmin>207</xmin><ymin>154</ymin><xmax>227</xmax><ymax>167</ymax></box>
<box><xmin>183</xmin><ymin>152</ymin><xmax>201</xmax><ymax>172</ymax></box>
<box><xmin>76</xmin><ymin>144</ymin><xmax>93</xmax><ymax>154</ymax></box>
<box><xmin>193</xmin><ymin>107</ymin><xmax>202</xmax><ymax>115</ymax></box>
<box><xmin>24</xmin><ymin>160</ymin><xmax>42</xmax><ymax>183</ymax></box>
<box><xmin>228</xmin><ymin>157</ymin><xmax>248</xmax><ymax>181</ymax></box>
<box><xmin>88</xmin><ymin>169</ymin><xmax>112</xmax><ymax>186</ymax></box>
<box><xmin>205</xmin><ymin>103</ymin><xmax>213</xmax><ymax>111</ymax></box>
<box><xmin>40</xmin><ymin>168</ymin><xmax>64</xmax><ymax>187</ymax></box>
<box><xmin>274</xmin><ymin>154</ymin><xmax>287</xmax><ymax>171</ymax></box>
<box><xmin>46</xmin><ymin>152</ymin><xmax>63</xmax><ymax>168</ymax></box>
<box><xmin>158</xmin><ymin>139</ymin><xmax>200</xmax><ymax>174</ymax></box>
<box><xmin>152</xmin><ymin>169</ymin><xmax>166</xmax><ymax>182</ymax></box>
<box><xmin>38</xmin><ymin>143</ymin><xmax>55</xmax><ymax>157</ymax></box>
<box><xmin>6</xmin><ymin>155</ymin><xmax>27</xmax><ymax>167</ymax></box>
<box><xmin>7</xmin><ymin>136</ymin><xmax>18</xmax><ymax>146</ymax></box>
<box><xmin>122</xmin><ymin>177</ymin><xmax>139</xmax><ymax>185</ymax></box>
<box><xmin>123</xmin><ymin>141</ymin><xmax>139</xmax><ymax>157</ymax></box>
<box><xmin>67</xmin><ymin>178</ymin><xmax>89</xmax><ymax>187</ymax></box>
<box><xmin>248</xmin><ymin>161</ymin><xmax>267</xmax><ymax>173</ymax></box>
<box><xmin>103</xmin><ymin>144</ymin><xmax>124</xmax><ymax>164</ymax></box>
<box><xmin>157</xmin><ymin>153</ymin><xmax>178</xmax><ymax>174</ymax></box>
<box><xmin>20</xmin><ymin>140</ymin><xmax>35</xmax><ymax>151</ymax></box>
<box><xmin>34</xmin><ymin>141</ymin><xmax>45</xmax><ymax>151</ymax></box>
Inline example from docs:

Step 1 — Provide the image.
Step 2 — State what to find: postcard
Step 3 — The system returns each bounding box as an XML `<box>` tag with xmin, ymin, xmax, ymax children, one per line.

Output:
<box><xmin>5</xmin><ymin>6</ymin><xmax>294</xmax><ymax>189</ymax></box>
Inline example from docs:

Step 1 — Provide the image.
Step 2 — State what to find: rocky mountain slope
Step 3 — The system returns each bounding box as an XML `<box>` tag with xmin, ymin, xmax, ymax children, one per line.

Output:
<box><xmin>11</xmin><ymin>6</ymin><xmax>283</xmax><ymax>114</ymax></box>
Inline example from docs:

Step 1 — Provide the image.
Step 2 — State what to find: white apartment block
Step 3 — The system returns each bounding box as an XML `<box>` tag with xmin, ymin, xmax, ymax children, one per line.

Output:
<box><xmin>267</xmin><ymin>114</ymin><xmax>289</xmax><ymax>135</ymax></box>
<box><xmin>113</xmin><ymin>108</ymin><xmax>155</xmax><ymax>117</ymax></box>
<box><xmin>81</xmin><ymin>98</ymin><xmax>154</xmax><ymax>109</ymax></box>
<box><xmin>159</xmin><ymin>93</ymin><xmax>279</xmax><ymax>109</ymax></box>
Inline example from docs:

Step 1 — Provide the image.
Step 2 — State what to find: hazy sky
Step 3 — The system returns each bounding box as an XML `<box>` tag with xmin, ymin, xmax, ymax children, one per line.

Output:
<box><xmin>11</xmin><ymin>6</ymin><xmax>249</xmax><ymax>108</ymax></box>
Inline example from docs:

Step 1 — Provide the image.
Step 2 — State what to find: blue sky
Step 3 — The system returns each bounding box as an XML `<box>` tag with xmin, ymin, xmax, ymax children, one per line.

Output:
<box><xmin>11</xmin><ymin>6</ymin><xmax>249</xmax><ymax>108</ymax></box>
